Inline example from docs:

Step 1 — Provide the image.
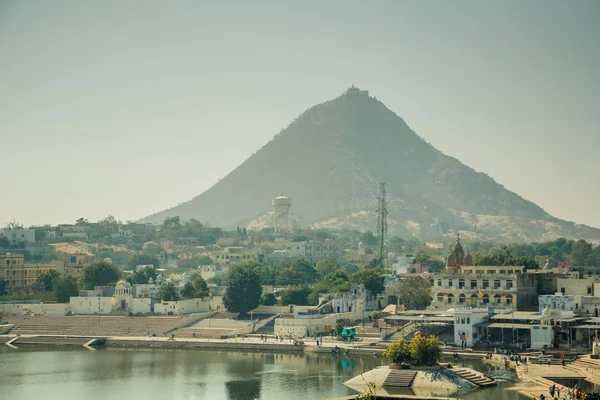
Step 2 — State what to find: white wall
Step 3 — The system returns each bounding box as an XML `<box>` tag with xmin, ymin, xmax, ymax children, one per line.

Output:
<box><xmin>69</xmin><ymin>297</ymin><xmax>114</xmax><ymax>315</ymax></box>
<box><xmin>154</xmin><ymin>298</ymin><xmax>209</xmax><ymax>315</ymax></box>
<box><xmin>531</xmin><ymin>325</ymin><xmax>553</xmax><ymax>350</ymax></box>
<box><xmin>0</xmin><ymin>303</ymin><xmax>69</xmax><ymax>316</ymax></box>
<box><xmin>130</xmin><ymin>298</ymin><xmax>151</xmax><ymax>314</ymax></box>
<box><xmin>454</xmin><ymin>310</ymin><xmax>488</xmax><ymax>347</ymax></box>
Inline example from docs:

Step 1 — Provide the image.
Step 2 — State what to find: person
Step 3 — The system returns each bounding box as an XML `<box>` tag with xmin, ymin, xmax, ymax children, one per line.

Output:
<box><xmin>316</xmin><ymin>339</ymin><xmax>319</xmax><ymax>346</ymax></box>
<box><xmin>192</xmin><ymin>332</ymin><xmax>196</xmax><ymax>338</ymax></box>
<box><xmin>562</xmin><ymin>359</ymin><xmax>566</xmax><ymax>367</ymax></box>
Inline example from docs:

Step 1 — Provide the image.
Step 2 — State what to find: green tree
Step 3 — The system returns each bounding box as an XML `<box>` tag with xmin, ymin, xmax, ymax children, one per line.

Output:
<box><xmin>132</xmin><ymin>266</ymin><xmax>157</xmax><ymax>284</ymax></box>
<box><xmin>350</xmin><ymin>268</ymin><xmax>384</xmax><ymax>295</ymax></box>
<box><xmin>409</xmin><ymin>334</ymin><xmax>442</xmax><ymax>366</ymax></box>
<box><xmin>181</xmin><ymin>282</ymin><xmax>195</xmax><ymax>299</ymax></box>
<box><xmin>280</xmin><ymin>287</ymin><xmax>311</xmax><ymax>306</ymax></box>
<box><xmin>359</xmin><ymin>231</ymin><xmax>378</xmax><ymax>247</ymax></box>
<box><xmin>397</xmin><ymin>277</ymin><xmax>431</xmax><ymax>310</ymax></box>
<box><xmin>223</xmin><ymin>262</ymin><xmax>262</xmax><ymax>314</ymax></box>
<box><xmin>128</xmin><ymin>253</ymin><xmax>158</xmax><ymax>269</ymax></box>
<box><xmin>571</xmin><ymin>239</ymin><xmax>593</xmax><ymax>266</ymax></box>
<box><xmin>162</xmin><ymin>216</ymin><xmax>182</xmax><ymax>230</ymax></box>
<box><xmin>261</xmin><ymin>293</ymin><xmax>277</xmax><ymax>306</ymax></box>
<box><xmin>278</xmin><ymin>258</ymin><xmax>318</xmax><ymax>286</ymax></box>
<box><xmin>33</xmin><ymin>270</ymin><xmax>60</xmax><ymax>292</ymax></box>
<box><xmin>0</xmin><ymin>236</ymin><xmax>10</xmax><ymax>248</ymax></box>
<box><xmin>54</xmin><ymin>276</ymin><xmax>79</xmax><ymax>302</ymax></box>
<box><xmin>387</xmin><ymin>236</ymin><xmax>406</xmax><ymax>253</ymax></box>
<box><xmin>586</xmin><ymin>246</ymin><xmax>600</xmax><ymax>266</ymax></box>
<box><xmin>382</xmin><ymin>339</ymin><xmax>412</xmax><ymax>365</ymax></box>
<box><xmin>158</xmin><ymin>281</ymin><xmax>178</xmax><ymax>301</ymax></box>
<box><xmin>315</xmin><ymin>258</ymin><xmax>338</xmax><ymax>278</ymax></box>
<box><xmin>83</xmin><ymin>260</ymin><xmax>122</xmax><ymax>289</ymax></box>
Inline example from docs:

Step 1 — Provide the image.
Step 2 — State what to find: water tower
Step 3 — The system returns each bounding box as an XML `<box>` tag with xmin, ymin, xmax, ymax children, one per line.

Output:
<box><xmin>272</xmin><ymin>195</ymin><xmax>292</xmax><ymax>233</ymax></box>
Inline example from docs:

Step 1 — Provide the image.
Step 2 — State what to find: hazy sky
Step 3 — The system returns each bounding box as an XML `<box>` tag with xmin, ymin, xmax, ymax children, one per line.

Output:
<box><xmin>1</xmin><ymin>1</ymin><xmax>599</xmax><ymax>228</ymax></box>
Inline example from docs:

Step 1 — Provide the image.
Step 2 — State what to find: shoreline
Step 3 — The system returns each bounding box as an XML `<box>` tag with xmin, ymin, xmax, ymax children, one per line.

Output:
<box><xmin>0</xmin><ymin>333</ymin><xmax>384</xmax><ymax>355</ymax></box>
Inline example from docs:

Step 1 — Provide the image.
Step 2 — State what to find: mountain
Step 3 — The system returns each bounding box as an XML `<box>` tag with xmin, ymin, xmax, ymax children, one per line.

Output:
<box><xmin>140</xmin><ymin>87</ymin><xmax>600</xmax><ymax>243</ymax></box>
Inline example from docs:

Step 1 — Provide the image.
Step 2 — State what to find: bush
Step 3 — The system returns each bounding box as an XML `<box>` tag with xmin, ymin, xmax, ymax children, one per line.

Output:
<box><xmin>382</xmin><ymin>339</ymin><xmax>412</xmax><ymax>365</ymax></box>
<box><xmin>382</xmin><ymin>334</ymin><xmax>442</xmax><ymax>366</ymax></box>
<box><xmin>410</xmin><ymin>334</ymin><xmax>442</xmax><ymax>366</ymax></box>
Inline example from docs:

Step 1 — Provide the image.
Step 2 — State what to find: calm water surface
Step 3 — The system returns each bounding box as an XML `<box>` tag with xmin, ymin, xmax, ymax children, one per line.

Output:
<box><xmin>0</xmin><ymin>346</ymin><xmax>525</xmax><ymax>400</ymax></box>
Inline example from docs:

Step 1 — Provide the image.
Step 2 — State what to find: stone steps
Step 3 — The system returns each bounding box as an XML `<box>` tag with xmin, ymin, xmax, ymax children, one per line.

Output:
<box><xmin>383</xmin><ymin>370</ymin><xmax>418</xmax><ymax>387</ymax></box>
<box><xmin>452</xmin><ymin>368</ymin><xmax>496</xmax><ymax>387</ymax></box>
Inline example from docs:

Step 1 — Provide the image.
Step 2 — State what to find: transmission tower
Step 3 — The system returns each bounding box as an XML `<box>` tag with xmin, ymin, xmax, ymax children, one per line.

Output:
<box><xmin>376</xmin><ymin>182</ymin><xmax>388</xmax><ymax>262</ymax></box>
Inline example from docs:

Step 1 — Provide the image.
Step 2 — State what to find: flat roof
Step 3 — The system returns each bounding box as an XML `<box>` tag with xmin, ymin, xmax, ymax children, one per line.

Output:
<box><xmin>385</xmin><ymin>315</ymin><xmax>454</xmax><ymax>323</ymax></box>
<box><xmin>574</xmin><ymin>325</ymin><xmax>600</xmax><ymax>330</ymax></box>
<box><xmin>492</xmin><ymin>312</ymin><xmax>541</xmax><ymax>320</ymax></box>
<box><xmin>487</xmin><ymin>323</ymin><xmax>534</xmax><ymax>330</ymax></box>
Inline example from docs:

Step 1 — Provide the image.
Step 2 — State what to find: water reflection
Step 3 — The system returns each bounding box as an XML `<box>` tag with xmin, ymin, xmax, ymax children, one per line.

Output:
<box><xmin>0</xmin><ymin>346</ymin><xmax>527</xmax><ymax>400</ymax></box>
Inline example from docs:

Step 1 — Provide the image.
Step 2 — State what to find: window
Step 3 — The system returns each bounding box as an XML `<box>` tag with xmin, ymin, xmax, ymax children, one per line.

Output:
<box><xmin>506</xmin><ymin>280</ymin><xmax>513</xmax><ymax>289</ymax></box>
<box><xmin>467</xmin><ymin>317</ymin><xmax>470</xmax><ymax>324</ymax></box>
<box><xmin>482</xmin><ymin>295</ymin><xmax>489</xmax><ymax>304</ymax></box>
<box><xmin>494</xmin><ymin>280</ymin><xmax>500</xmax><ymax>289</ymax></box>
<box><xmin>482</xmin><ymin>280</ymin><xmax>489</xmax><ymax>289</ymax></box>
<box><xmin>588</xmin><ymin>287</ymin><xmax>592</xmax><ymax>294</ymax></box>
<box><xmin>560</xmin><ymin>288</ymin><xmax>565</xmax><ymax>294</ymax></box>
<box><xmin>448</xmin><ymin>280</ymin><xmax>453</xmax><ymax>287</ymax></box>
<box><xmin>461</xmin><ymin>318</ymin><xmax>465</xmax><ymax>324</ymax></box>
<box><xmin>459</xmin><ymin>279</ymin><xmax>465</xmax><ymax>289</ymax></box>
<box><xmin>437</xmin><ymin>280</ymin><xmax>441</xmax><ymax>287</ymax></box>
<box><xmin>471</xmin><ymin>280</ymin><xmax>477</xmax><ymax>289</ymax></box>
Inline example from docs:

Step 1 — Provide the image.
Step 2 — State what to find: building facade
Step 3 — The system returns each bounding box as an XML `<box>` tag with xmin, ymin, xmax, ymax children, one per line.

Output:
<box><xmin>0</xmin><ymin>229</ymin><xmax>36</xmax><ymax>245</ymax></box>
<box><xmin>0</xmin><ymin>253</ymin><xmax>55</xmax><ymax>294</ymax></box>
<box><xmin>286</xmin><ymin>240</ymin><xmax>341</xmax><ymax>261</ymax></box>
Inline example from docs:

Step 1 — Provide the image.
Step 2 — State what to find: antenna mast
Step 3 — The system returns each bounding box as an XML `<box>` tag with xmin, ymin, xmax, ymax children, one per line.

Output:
<box><xmin>376</xmin><ymin>182</ymin><xmax>388</xmax><ymax>262</ymax></box>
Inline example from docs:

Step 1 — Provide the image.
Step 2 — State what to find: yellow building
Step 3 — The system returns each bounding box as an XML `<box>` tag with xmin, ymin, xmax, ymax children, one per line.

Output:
<box><xmin>0</xmin><ymin>253</ymin><xmax>56</xmax><ymax>294</ymax></box>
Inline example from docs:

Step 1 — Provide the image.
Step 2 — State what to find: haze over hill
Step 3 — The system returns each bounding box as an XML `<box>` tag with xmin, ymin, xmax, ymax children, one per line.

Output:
<box><xmin>141</xmin><ymin>88</ymin><xmax>600</xmax><ymax>243</ymax></box>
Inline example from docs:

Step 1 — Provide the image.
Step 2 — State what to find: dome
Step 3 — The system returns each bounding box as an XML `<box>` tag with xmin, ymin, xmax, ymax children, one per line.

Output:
<box><xmin>272</xmin><ymin>195</ymin><xmax>292</xmax><ymax>207</ymax></box>
<box><xmin>116</xmin><ymin>279</ymin><xmax>131</xmax><ymax>288</ymax></box>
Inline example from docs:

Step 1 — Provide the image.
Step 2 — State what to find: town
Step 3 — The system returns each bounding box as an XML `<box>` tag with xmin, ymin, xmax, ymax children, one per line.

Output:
<box><xmin>2</xmin><ymin>194</ymin><xmax>600</xmax><ymax>398</ymax></box>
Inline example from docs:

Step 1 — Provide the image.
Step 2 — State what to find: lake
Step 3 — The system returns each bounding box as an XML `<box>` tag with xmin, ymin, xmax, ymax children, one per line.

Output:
<box><xmin>0</xmin><ymin>346</ymin><xmax>525</xmax><ymax>400</ymax></box>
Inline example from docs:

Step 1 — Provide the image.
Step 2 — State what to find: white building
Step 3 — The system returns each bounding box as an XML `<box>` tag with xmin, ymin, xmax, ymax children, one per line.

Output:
<box><xmin>154</xmin><ymin>298</ymin><xmax>210</xmax><ymax>315</ymax></box>
<box><xmin>453</xmin><ymin>308</ymin><xmax>489</xmax><ymax>347</ymax></box>
<box><xmin>1</xmin><ymin>229</ymin><xmax>36</xmax><ymax>245</ymax></box>
<box><xmin>286</xmin><ymin>240</ymin><xmax>341</xmax><ymax>261</ymax></box>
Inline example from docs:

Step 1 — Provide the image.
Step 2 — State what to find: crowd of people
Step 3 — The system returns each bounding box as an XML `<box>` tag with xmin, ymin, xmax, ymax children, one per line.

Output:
<box><xmin>536</xmin><ymin>383</ymin><xmax>600</xmax><ymax>400</ymax></box>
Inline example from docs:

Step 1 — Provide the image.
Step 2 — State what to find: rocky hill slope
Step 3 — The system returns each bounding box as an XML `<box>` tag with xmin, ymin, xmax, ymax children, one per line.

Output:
<box><xmin>141</xmin><ymin>88</ymin><xmax>600</xmax><ymax>243</ymax></box>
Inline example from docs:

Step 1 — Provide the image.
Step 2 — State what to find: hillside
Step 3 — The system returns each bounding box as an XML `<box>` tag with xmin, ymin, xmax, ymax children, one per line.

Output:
<box><xmin>140</xmin><ymin>88</ymin><xmax>600</xmax><ymax>243</ymax></box>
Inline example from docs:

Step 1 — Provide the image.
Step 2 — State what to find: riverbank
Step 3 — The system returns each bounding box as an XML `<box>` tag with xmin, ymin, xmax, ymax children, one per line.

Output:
<box><xmin>1</xmin><ymin>333</ymin><xmax>387</xmax><ymax>355</ymax></box>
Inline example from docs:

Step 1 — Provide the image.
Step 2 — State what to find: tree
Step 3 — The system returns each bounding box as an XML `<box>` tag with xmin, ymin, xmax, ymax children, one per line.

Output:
<box><xmin>128</xmin><ymin>253</ymin><xmax>158</xmax><ymax>269</ymax></box>
<box><xmin>350</xmin><ymin>268</ymin><xmax>384</xmax><ymax>296</ymax></box>
<box><xmin>223</xmin><ymin>262</ymin><xmax>262</xmax><ymax>314</ymax></box>
<box><xmin>181</xmin><ymin>282</ymin><xmax>195</xmax><ymax>299</ymax></box>
<box><xmin>158</xmin><ymin>281</ymin><xmax>178</xmax><ymax>301</ymax></box>
<box><xmin>409</xmin><ymin>334</ymin><xmax>442</xmax><ymax>366</ymax></box>
<box><xmin>54</xmin><ymin>276</ymin><xmax>79</xmax><ymax>302</ymax></box>
<box><xmin>397</xmin><ymin>277</ymin><xmax>431</xmax><ymax>310</ymax></box>
<box><xmin>83</xmin><ymin>260</ymin><xmax>122</xmax><ymax>289</ymax></box>
<box><xmin>162</xmin><ymin>216</ymin><xmax>181</xmax><ymax>230</ymax></box>
<box><xmin>586</xmin><ymin>246</ymin><xmax>600</xmax><ymax>266</ymax></box>
<box><xmin>280</xmin><ymin>287</ymin><xmax>311</xmax><ymax>306</ymax></box>
<box><xmin>75</xmin><ymin>218</ymin><xmax>89</xmax><ymax>225</ymax></box>
<box><xmin>359</xmin><ymin>231</ymin><xmax>378</xmax><ymax>247</ymax></box>
<box><xmin>382</xmin><ymin>339</ymin><xmax>412</xmax><ymax>365</ymax></box>
<box><xmin>5</xmin><ymin>219</ymin><xmax>24</xmax><ymax>229</ymax></box>
<box><xmin>181</xmin><ymin>276</ymin><xmax>209</xmax><ymax>299</ymax></box>
<box><xmin>0</xmin><ymin>236</ymin><xmax>10</xmax><ymax>248</ymax></box>
<box><xmin>278</xmin><ymin>258</ymin><xmax>318</xmax><ymax>286</ymax></box>
<box><xmin>261</xmin><ymin>293</ymin><xmax>277</xmax><ymax>306</ymax></box>
<box><xmin>571</xmin><ymin>240</ymin><xmax>593</xmax><ymax>266</ymax></box>
<box><xmin>316</xmin><ymin>258</ymin><xmax>338</xmax><ymax>278</ymax></box>
<box><xmin>132</xmin><ymin>266</ymin><xmax>157</xmax><ymax>284</ymax></box>
<box><xmin>33</xmin><ymin>270</ymin><xmax>60</xmax><ymax>292</ymax></box>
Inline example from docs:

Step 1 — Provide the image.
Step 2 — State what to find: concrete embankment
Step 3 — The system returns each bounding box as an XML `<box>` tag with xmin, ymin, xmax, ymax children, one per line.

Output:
<box><xmin>105</xmin><ymin>337</ymin><xmax>305</xmax><ymax>352</ymax></box>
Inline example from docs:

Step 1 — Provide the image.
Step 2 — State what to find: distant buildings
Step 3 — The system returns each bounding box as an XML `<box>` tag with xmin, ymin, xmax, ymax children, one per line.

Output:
<box><xmin>0</xmin><ymin>229</ymin><xmax>36</xmax><ymax>245</ymax></box>
<box><xmin>285</xmin><ymin>239</ymin><xmax>341</xmax><ymax>262</ymax></box>
<box><xmin>0</xmin><ymin>253</ymin><xmax>55</xmax><ymax>294</ymax></box>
